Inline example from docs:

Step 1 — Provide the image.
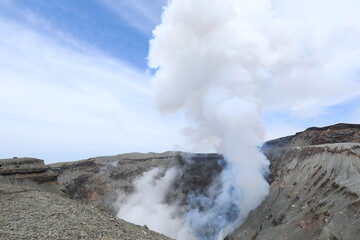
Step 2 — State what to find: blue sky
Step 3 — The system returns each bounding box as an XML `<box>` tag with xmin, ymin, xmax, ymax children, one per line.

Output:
<box><xmin>0</xmin><ymin>0</ymin><xmax>164</xmax><ymax>68</ymax></box>
<box><xmin>1</xmin><ymin>0</ymin><xmax>360</xmax><ymax>163</ymax></box>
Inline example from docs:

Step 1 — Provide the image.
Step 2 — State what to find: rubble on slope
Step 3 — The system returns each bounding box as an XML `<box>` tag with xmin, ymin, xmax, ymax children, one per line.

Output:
<box><xmin>228</xmin><ymin>124</ymin><xmax>360</xmax><ymax>240</ymax></box>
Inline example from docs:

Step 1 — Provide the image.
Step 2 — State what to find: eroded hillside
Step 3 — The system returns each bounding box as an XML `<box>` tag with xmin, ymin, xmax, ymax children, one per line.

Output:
<box><xmin>229</xmin><ymin>123</ymin><xmax>360</xmax><ymax>240</ymax></box>
<box><xmin>1</xmin><ymin>123</ymin><xmax>359</xmax><ymax>239</ymax></box>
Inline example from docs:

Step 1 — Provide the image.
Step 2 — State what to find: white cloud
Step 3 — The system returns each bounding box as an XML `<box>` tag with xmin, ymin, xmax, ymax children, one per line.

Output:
<box><xmin>2</xmin><ymin>0</ymin><xmax>360</xmax><ymax>164</ymax></box>
<box><xmin>98</xmin><ymin>0</ymin><xmax>167</xmax><ymax>35</ymax></box>
<box><xmin>0</xmin><ymin>15</ymin><xmax>185</xmax><ymax>163</ymax></box>
<box><xmin>257</xmin><ymin>0</ymin><xmax>360</xmax><ymax>117</ymax></box>
<box><xmin>263</xmin><ymin>120</ymin><xmax>303</xmax><ymax>141</ymax></box>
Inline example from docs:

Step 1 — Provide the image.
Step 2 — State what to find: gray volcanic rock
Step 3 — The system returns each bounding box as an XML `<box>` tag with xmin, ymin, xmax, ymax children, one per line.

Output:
<box><xmin>0</xmin><ymin>157</ymin><xmax>47</xmax><ymax>175</ymax></box>
<box><xmin>0</xmin><ymin>152</ymin><xmax>224</xmax><ymax>240</ymax></box>
<box><xmin>3</xmin><ymin>123</ymin><xmax>359</xmax><ymax>240</ymax></box>
<box><xmin>0</xmin><ymin>182</ymin><xmax>171</xmax><ymax>240</ymax></box>
<box><xmin>0</xmin><ymin>157</ymin><xmax>61</xmax><ymax>194</ymax></box>
<box><xmin>264</xmin><ymin>123</ymin><xmax>360</xmax><ymax>149</ymax></box>
<box><xmin>49</xmin><ymin>152</ymin><xmax>224</xmax><ymax>214</ymax></box>
<box><xmin>228</xmin><ymin>124</ymin><xmax>360</xmax><ymax>240</ymax></box>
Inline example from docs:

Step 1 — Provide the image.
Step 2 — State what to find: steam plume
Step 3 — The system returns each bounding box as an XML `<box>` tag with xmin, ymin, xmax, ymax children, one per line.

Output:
<box><xmin>115</xmin><ymin>167</ymin><xmax>193</xmax><ymax>239</ymax></box>
<box><xmin>148</xmin><ymin>0</ymin><xmax>270</xmax><ymax>238</ymax></box>
<box><xmin>116</xmin><ymin>0</ymin><xmax>360</xmax><ymax>239</ymax></box>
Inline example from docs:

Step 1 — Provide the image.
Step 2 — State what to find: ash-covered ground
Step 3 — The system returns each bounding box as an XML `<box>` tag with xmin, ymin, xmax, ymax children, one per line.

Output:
<box><xmin>1</xmin><ymin>123</ymin><xmax>360</xmax><ymax>240</ymax></box>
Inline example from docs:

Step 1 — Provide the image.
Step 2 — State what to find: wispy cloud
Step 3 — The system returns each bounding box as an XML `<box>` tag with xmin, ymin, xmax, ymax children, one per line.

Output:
<box><xmin>0</xmin><ymin>13</ymin><xmax>184</xmax><ymax>162</ymax></box>
<box><xmin>98</xmin><ymin>0</ymin><xmax>167</xmax><ymax>35</ymax></box>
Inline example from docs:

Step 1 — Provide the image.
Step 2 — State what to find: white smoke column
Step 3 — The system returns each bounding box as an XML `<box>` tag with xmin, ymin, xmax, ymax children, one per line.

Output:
<box><xmin>149</xmin><ymin>0</ymin><xmax>271</xmax><ymax>238</ymax></box>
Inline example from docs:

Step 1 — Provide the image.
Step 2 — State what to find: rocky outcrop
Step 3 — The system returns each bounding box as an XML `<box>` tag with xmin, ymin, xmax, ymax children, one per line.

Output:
<box><xmin>228</xmin><ymin>124</ymin><xmax>360</xmax><ymax>240</ymax></box>
<box><xmin>49</xmin><ymin>152</ymin><xmax>224</xmax><ymax>214</ymax></box>
<box><xmin>2</xmin><ymin>123</ymin><xmax>359</xmax><ymax>240</ymax></box>
<box><xmin>264</xmin><ymin>123</ymin><xmax>360</xmax><ymax>149</ymax></box>
<box><xmin>0</xmin><ymin>157</ymin><xmax>62</xmax><ymax>194</ymax></box>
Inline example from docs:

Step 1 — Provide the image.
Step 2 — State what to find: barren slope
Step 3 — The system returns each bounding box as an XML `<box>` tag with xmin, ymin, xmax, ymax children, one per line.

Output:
<box><xmin>2</xmin><ymin>123</ymin><xmax>359</xmax><ymax>240</ymax></box>
<box><xmin>0</xmin><ymin>182</ymin><xmax>171</xmax><ymax>240</ymax></box>
<box><xmin>229</xmin><ymin>124</ymin><xmax>360</xmax><ymax>240</ymax></box>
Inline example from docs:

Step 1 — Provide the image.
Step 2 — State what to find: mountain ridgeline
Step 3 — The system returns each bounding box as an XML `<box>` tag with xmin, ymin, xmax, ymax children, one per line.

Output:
<box><xmin>1</xmin><ymin>123</ymin><xmax>360</xmax><ymax>239</ymax></box>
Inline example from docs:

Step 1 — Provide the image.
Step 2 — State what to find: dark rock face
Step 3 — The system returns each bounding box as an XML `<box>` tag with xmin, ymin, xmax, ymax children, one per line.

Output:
<box><xmin>264</xmin><ymin>123</ymin><xmax>360</xmax><ymax>149</ymax></box>
<box><xmin>49</xmin><ymin>152</ymin><xmax>224</xmax><ymax>214</ymax></box>
<box><xmin>228</xmin><ymin>123</ymin><xmax>360</xmax><ymax>240</ymax></box>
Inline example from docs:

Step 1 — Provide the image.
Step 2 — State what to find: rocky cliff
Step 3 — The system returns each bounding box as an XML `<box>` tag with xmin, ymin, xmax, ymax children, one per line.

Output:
<box><xmin>0</xmin><ymin>157</ymin><xmax>57</xmax><ymax>183</ymax></box>
<box><xmin>264</xmin><ymin>123</ymin><xmax>360</xmax><ymax>148</ymax></box>
<box><xmin>48</xmin><ymin>152</ymin><xmax>224</xmax><ymax>214</ymax></box>
<box><xmin>1</xmin><ymin>123</ymin><xmax>359</xmax><ymax>240</ymax></box>
<box><xmin>0</xmin><ymin>157</ymin><xmax>171</xmax><ymax>240</ymax></box>
<box><xmin>0</xmin><ymin>157</ymin><xmax>64</xmax><ymax>194</ymax></box>
<box><xmin>229</xmin><ymin>123</ymin><xmax>360</xmax><ymax>240</ymax></box>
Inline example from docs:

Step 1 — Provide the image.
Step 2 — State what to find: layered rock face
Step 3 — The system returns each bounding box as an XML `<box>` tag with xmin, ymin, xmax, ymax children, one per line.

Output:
<box><xmin>2</xmin><ymin>123</ymin><xmax>359</xmax><ymax>240</ymax></box>
<box><xmin>0</xmin><ymin>157</ymin><xmax>57</xmax><ymax>182</ymax></box>
<box><xmin>45</xmin><ymin>123</ymin><xmax>360</xmax><ymax>239</ymax></box>
<box><xmin>229</xmin><ymin>123</ymin><xmax>360</xmax><ymax>240</ymax></box>
<box><xmin>49</xmin><ymin>152</ymin><xmax>224</xmax><ymax>214</ymax></box>
<box><xmin>0</xmin><ymin>157</ymin><xmax>62</xmax><ymax>194</ymax></box>
<box><xmin>264</xmin><ymin>123</ymin><xmax>360</xmax><ymax>148</ymax></box>
<box><xmin>0</xmin><ymin>157</ymin><xmax>172</xmax><ymax>240</ymax></box>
